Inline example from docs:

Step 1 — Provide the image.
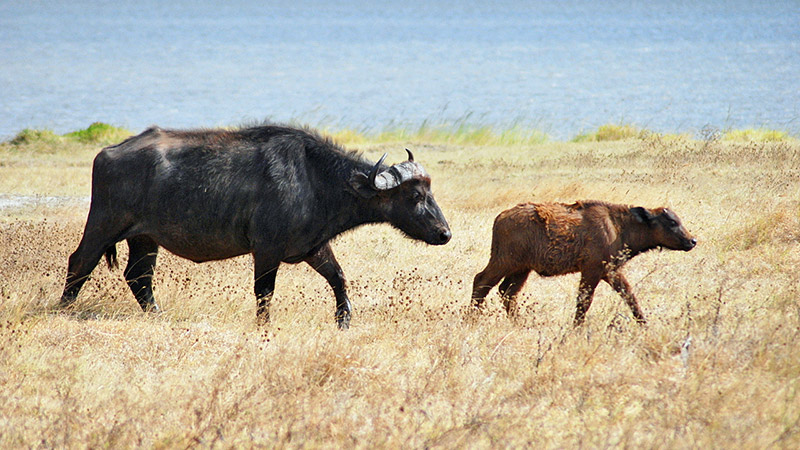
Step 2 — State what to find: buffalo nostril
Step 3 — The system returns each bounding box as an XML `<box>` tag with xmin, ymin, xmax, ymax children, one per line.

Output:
<box><xmin>439</xmin><ymin>229</ymin><xmax>452</xmax><ymax>244</ymax></box>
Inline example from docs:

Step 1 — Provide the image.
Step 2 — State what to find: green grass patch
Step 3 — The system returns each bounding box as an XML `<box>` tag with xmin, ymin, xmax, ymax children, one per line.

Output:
<box><xmin>3</xmin><ymin>123</ymin><xmax>133</xmax><ymax>154</ymax></box>
<box><xmin>324</xmin><ymin>127</ymin><xmax>369</xmax><ymax>145</ymax></box>
<box><xmin>328</xmin><ymin>121</ymin><xmax>549</xmax><ymax>146</ymax></box>
<box><xmin>722</xmin><ymin>128</ymin><xmax>795</xmax><ymax>142</ymax></box>
<box><xmin>4</xmin><ymin>128</ymin><xmax>66</xmax><ymax>154</ymax></box>
<box><xmin>8</xmin><ymin>128</ymin><xmax>62</xmax><ymax>146</ymax></box>
<box><xmin>571</xmin><ymin>123</ymin><xmax>645</xmax><ymax>142</ymax></box>
<box><xmin>5</xmin><ymin>122</ymin><xmax>132</xmax><ymax>147</ymax></box>
<box><xmin>63</xmin><ymin>122</ymin><xmax>132</xmax><ymax>145</ymax></box>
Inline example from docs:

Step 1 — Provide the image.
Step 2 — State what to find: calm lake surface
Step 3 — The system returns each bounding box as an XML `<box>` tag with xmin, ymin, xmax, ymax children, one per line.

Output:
<box><xmin>1</xmin><ymin>0</ymin><xmax>798</xmax><ymax>140</ymax></box>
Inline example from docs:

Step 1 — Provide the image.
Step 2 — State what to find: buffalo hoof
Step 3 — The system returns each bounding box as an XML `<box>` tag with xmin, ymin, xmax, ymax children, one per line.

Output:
<box><xmin>336</xmin><ymin>312</ymin><xmax>351</xmax><ymax>330</ymax></box>
<box><xmin>256</xmin><ymin>313</ymin><xmax>270</xmax><ymax>327</ymax></box>
<box><xmin>140</xmin><ymin>303</ymin><xmax>161</xmax><ymax>314</ymax></box>
<box><xmin>58</xmin><ymin>295</ymin><xmax>77</xmax><ymax>309</ymax></box>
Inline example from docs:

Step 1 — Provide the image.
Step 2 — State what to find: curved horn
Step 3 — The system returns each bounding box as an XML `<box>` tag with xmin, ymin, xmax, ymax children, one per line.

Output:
<box><xmin>369</xmin><ymin>153</ymin><xmax>388</xmax><ymax>188</ymax></box>
<box><xmin>405</xmin><ymin>148</ymin><xmax>414</xmax><ymax>162</ymax></box>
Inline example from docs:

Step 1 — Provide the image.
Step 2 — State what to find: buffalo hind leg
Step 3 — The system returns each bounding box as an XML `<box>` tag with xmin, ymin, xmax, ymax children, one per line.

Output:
<box><xmin>604</xmin><ymin>271</ymin><xmax>646</xmax><ymax>324</ymax></box>
<box><xmin>305</xmin><ymin>244</ymin><xmax>352</xmax><ymax>330</ymax></box>
<box><xmin>498</xmin><ymin>270</ymin><xmax>530</xmax><ymax>317</ymax></box>
<box><xmin>471</xmin><ymin>263</ymin><xmax>507</xmax><ymax>309</ymax></box>
<box><xmin>574</xmin><ymin>271</ymin><xmax>602</xmax><ymax>326</ymax></box>
<box><xmin>124</xmin><ymin>236</ymin><xmax>160</xmax><ymax>312</ymax></box>
<box><xmin>254</xmin><ymin>252</ymin><xmax>280</xmax><ymax>325</ymax></box>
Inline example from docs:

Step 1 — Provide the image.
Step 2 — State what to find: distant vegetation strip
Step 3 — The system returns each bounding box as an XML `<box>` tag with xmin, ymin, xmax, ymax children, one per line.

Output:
<box><xmin>9</xmin><ymin>122</ymin><xmax>133</xmax><ymax>147</ymax></box>
<box><xmin>326</xmin><ymin>121</ymin><xmax>550</xmax><ymax>146</ymax></box>
<box><xmin>3</xmin><ymin>122</ymin><xmax>796</xmax><ymax>151</ymax></box>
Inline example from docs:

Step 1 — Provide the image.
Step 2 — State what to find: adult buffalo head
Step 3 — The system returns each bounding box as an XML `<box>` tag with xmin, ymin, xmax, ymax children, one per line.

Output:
<box><xmin>350</xmin><ymin>149</ymin><xmax>451</xmax><ymax>245</ymax></box>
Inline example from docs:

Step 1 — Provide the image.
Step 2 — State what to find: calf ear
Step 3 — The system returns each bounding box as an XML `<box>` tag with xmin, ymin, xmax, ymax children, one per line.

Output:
<box><xmin>631</xmin><ymin>206</ymin><xmax>653</xmax><ymax>224</ymax></box>
<box><xmin>348</xmin><ymin>173</ymin><xmax>379</xmax><ymax>198</ymax></box>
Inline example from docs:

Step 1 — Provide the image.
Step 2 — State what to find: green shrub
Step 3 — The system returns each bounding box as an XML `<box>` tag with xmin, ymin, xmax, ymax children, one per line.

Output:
<box><xmin>63</xmin><ymin>122</ymin><xmax>132</xmax><ymax>145</ymax></box>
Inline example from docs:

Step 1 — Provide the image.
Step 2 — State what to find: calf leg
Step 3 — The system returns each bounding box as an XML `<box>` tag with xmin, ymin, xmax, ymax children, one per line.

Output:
<box><xmin>498</xmin><ymin>270</ymin><xmax>530</xmax><ymax>317</ymax></box>
<box><xmin>253</xmin><ymin>252</ymin><xmax>280</xmax><ymax>326</ymax></box>
<box><xmin>305</xmin><ymin>244</ymin><xmax>351</xmax><ymax>330</ymax></box>
<box><xmin>471</xmin><ymin>262</ymin><xmax>507</xmax><ymax>309</ymax></box>
<box><xmin>604</xmin><ymin>271</ymin><xmax>646</xmax><ymax>324</ymax></box>
<box><xmin>124</xmin><ymin>236</ymin><xmax>160</xmax><ymax>312</ymax></box>
<box><xmin>574</xmin><ymin>271</ymin><xmax>602</xmax><ymax>326</ymax></box>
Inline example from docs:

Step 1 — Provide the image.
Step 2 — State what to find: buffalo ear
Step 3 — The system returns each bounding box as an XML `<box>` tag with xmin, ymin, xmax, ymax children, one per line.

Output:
<box><xmin>631</xmin><ymin>207</ymin><xmax>653</xmax><ymax>225</ymax></box>
<box><xmin>349</xmin><ymin>173</ymin><xmax>379</xmax><ymax>198</ymax></box>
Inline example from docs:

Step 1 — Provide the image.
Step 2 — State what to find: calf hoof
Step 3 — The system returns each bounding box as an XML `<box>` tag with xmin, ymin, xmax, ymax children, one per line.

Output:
<box><xmin>470</xmin><ymin>297</ymin><xmax>486</xmax><ymax>310</ymax></box>
<box><xmin>462</xmin><ymin>305</ymin><xmax>483</xmax><ymax>325</ymax></box>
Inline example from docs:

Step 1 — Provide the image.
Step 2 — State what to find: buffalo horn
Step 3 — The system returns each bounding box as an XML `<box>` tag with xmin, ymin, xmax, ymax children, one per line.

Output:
<box><xmin>405</xmin><ymin>148</ymin><xmax>414</xmax><ymax>162</ymax></box>
<box><xmin>369</xmin><ymin>153</ymin><xmax>388</xmax><ymax>189</ymax></box>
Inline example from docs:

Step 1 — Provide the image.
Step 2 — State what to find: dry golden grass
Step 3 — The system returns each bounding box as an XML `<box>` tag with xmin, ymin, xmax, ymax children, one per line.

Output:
<box><xmin>1</xmin><ymin>134</ymin><xmax>799</xmax><ymax>448</ymax></box>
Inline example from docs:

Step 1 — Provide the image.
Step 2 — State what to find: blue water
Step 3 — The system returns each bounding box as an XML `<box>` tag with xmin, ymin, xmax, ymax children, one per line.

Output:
<box><xmin>1</xmin><ymin>0</ymin><xmax>798</xmax><ymax>140</ymax></box>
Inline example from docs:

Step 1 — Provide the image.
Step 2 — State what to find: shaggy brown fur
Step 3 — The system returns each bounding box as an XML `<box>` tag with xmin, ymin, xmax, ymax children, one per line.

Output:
<box><xmin>471</xmin><ymin>200</ymin><xmax>696</xmax><ymax>325</ymax></box>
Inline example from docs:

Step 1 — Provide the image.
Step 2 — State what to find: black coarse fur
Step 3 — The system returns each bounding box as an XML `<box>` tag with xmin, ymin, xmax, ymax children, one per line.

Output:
<box><xmin>60</xmin><ymin>123</ymin><xmax>451</xmax><ymax>328</ymax></box>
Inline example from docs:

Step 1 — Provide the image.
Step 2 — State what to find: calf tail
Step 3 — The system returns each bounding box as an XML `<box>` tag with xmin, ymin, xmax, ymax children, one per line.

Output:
<box><xmin>104</xmin><ymin>245</ymin><xmax>118</xmax><ymax>269</ymax></box>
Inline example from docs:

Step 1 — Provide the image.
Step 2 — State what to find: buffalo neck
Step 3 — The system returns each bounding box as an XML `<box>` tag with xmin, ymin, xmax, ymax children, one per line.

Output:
<box><xmin>618</xmin><ymin>218</ymin><xmax>659</xmax><ymax>259</ymax></box>
<box><xmin>306</xmin><ymin>145</ymin><xmax>388</xmax><ymax>240</ymax></box>
<box><xmin>320</xmin><ymin>185</ymin><xmax>386</xmax><ymax>236</ymax></box>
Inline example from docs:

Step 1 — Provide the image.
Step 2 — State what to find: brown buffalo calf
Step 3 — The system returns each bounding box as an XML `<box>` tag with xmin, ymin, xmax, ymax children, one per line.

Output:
<box><xmin>472</xmin><ymin>200</ymin><xmax>696</xmax><ymax>325</ymax></box>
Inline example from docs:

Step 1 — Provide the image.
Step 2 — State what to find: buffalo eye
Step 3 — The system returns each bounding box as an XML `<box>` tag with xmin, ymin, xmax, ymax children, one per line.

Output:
<box><xmin>411</xmin><ymin>190</ymin><xmax>425</xmax><ymax>202</ymax></box>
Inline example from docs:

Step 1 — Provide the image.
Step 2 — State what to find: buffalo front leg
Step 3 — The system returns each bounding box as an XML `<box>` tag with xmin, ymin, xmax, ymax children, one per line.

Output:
<box><xmin>124</xmin><ymin>236</ymin><xmax>160</xmax><ymax>312</ymax></box>
<box><xmin>497</xmin><ymin>270</ymin><xmax>530</xmax><ymax>317</ymax></box>
<box><xmin>574</xmin><ymin>271</ymin><xmax>602</xmax><ymax>326</ymax></box>
<box><xmin>604</xmin><ymin>271</ymin><xmax>646</xmax><ymax>324</ymax></box>
<box><xmin>60</xmin><ymin>207</ymin><xmax>131</xmax><ymax>308</ymax></box>
<box><xmin>61</xmin><ymin>245</ymin><xmax>106</xmax><ymax>308</ymax></box>
<box><xmin>305</xmin><ymin>244</ymin><xmax>352</xmax><ymax>330</ymax></box>
<box><xmin>254</xmin><ymin>253</ymin><xmax>280</xmax><ymax>326</ymax></box>
<box><xmin>61</xmin><ymin>230</ymin><xmax>118</xmax><ymax>307</ymax></box>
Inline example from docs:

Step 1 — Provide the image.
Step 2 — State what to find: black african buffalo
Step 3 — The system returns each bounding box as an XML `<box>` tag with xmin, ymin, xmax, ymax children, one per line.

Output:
<box><xmin>60</xmin><ymin>124</ymin><xmax>451</xmax><ymax>328</ymax></box>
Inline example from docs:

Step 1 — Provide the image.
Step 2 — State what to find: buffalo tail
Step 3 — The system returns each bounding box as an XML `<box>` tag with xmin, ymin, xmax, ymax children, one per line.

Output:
<box><xmin>105</xmin><ymin>245</ymin><xmax>119</xmax><ymax>269</ymax></box>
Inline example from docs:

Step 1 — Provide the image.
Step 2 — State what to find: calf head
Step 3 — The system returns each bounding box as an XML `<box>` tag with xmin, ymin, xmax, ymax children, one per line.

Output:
<box><xmin>631</xmin><ymin>207</ymin><xmax>697</xmax><ymax>251</ymax></box>
<box><xmin>351</xmin><ymin>150</ymin><xmax>451</xmax><ymax>245</ymax></box>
